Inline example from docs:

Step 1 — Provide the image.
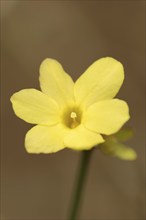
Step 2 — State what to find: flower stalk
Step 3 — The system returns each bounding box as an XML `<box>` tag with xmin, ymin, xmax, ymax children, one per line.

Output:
<box><xmin>69</xmin><ymin>150</ymin><xmax>93</xmax><ymax>220</ymax></box>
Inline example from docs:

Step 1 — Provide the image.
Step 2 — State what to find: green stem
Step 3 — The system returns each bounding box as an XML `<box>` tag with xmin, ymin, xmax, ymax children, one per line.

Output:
<box><xmin>69</xmin><ymin>150</ymin><xmax>92</xmax><ymax>220</ymax></box>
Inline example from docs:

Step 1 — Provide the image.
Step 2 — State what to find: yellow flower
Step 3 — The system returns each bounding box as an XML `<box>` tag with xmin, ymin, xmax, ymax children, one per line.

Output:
<box><xmin>10</xmin><ymin>57</ymin><xmax>130</xmax><ymax>154</ymax></box>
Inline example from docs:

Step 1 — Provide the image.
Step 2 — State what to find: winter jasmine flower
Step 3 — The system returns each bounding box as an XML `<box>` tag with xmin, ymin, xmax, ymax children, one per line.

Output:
<box><xmin>10</xmin><ymin>57</ymin><xmax>130</xmax><ymax>154</ymax></box>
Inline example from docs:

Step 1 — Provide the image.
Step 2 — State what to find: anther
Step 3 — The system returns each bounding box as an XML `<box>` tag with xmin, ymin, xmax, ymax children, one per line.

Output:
<box><xmin>70</xmin><ymin>112</ymin><xmax>77</xmax><ymax>119</ymax></box>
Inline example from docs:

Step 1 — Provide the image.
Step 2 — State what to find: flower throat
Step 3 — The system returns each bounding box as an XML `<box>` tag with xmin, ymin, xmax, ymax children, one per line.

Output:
<box><xmin>63</xmin><ymin>108</ymin><xmax>82</xmax><ymax>129</ymax></box>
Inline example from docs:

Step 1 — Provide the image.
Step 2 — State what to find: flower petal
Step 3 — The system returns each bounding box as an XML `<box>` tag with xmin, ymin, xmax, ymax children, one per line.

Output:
<box><xmin>114</xmin><ymin>127</ymin><xmax>133</xmax><ymax>142</ymax></box>
<box><xmin>100</xmin><ymin>142</ymin><xmax>137</xmax><ymax>160</ymax></box>
<box><xmin>83</xmin><ymin>99</ymin><xmax>130</xmax><ymax>135</ymax></box>
<box><xmin>25</xmin><ymin>124</ymin><xmax>68</xmax><ymax>153</ymax></box>
<box><xmin>64</xmin><ymin>125</ymin><xmax>104</xmax><ymax>150</ymax></box>
<box><xmin>10</xmin><ymin>89</ymin><xmax>60</xmax><ymax>125</ymax></box>
<box><xmin>39</xmin><ymin>58</ymin><xmax>74</xmax><ymax>107</ymax></box>
<box><xmin>74</xmin><ymin>57</ymin><xmax>124</xmax><ymax>108</ymax></box>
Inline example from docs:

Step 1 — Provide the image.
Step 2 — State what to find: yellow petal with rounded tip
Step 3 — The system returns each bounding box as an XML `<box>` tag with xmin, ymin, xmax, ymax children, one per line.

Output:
<box><xmin>39</xmin><ymin>58</ymin><xmax>74</xmax><ymax>107</ymax></box>
<box><xmin>64</xmin><ymin>125</ymin><xmax>104</xmax><ymax>150</ymax></box>
<box><xmin>10</xmin><ymin>89</ymin><xmax>60</xmax><ymax>125</ymax></box>
<box><xmin>100</xmin><ymin>142</ymin><xmax>137</xmax><ymax>160</ymax></box>
<box><xmin>83</xmin><ymin>99</ymin><xmax>130</xmax><ymax>135</ymax></box>
<box><xmin>113</xmin><ymin>144</ymin><xmax>137</xmax><ymax>160</ymax></box>
<box><xmin>74</xmin><ymin>57</ymin><xmax>124</xmax><ymax>108</ymax></box>
<box><xmin>25</xmin><ymin>124</ymin><xmax>69</xmax><ymax>153</ymax></box>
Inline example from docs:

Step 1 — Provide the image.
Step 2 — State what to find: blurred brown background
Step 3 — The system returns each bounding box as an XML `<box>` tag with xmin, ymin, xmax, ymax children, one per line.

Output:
<box><xmin>1</xmin><ymin>1</ymin><xmax>145</xmax><ymax>220</ymax></box>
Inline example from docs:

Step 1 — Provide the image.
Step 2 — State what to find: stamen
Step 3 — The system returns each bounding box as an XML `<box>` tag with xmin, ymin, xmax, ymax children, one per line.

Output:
<box><xmin>70</xmin><ymin>111</ymin><xmax>77</xmax><ymax>119</ymax></box>
<box><xmin>62</xmin><ymin>108</ymin><xmax>82</xmax><ymax>129</ymax></box>
<box><xmin>70</xmin><ymin>111</ymin><xmax>79</xmax><ymax>128</ymax></box>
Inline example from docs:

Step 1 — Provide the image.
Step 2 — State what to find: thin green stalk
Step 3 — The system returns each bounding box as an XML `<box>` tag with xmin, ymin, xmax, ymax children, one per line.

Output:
<box><xmin>69</xmin><ymin>150</ymin><xmax>92</xmax><ymax>220</ymax></box>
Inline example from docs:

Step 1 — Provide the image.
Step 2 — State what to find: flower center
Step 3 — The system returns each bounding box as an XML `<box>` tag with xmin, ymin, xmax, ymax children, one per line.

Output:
<box><xmin>63</xmin><ymin>107</ymin><xmax>82</xmax><ymax>129</ymax></box>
